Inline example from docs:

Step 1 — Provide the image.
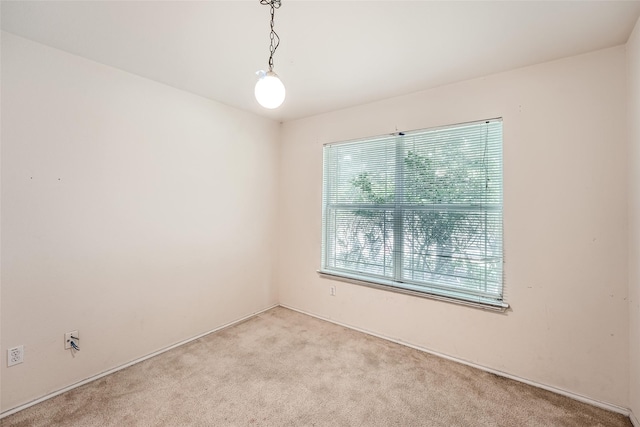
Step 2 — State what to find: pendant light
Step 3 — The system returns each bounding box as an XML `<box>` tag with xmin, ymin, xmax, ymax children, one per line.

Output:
<box><xmin>255</xmin><ymin>0</ymin><xmax>285</xmax><ymax>109</ymax></box>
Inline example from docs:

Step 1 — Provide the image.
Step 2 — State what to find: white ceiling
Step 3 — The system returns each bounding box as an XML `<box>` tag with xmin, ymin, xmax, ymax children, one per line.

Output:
<box><xmin>2</xmin><ymin>1</ymin><xmax>640</xmax><ymax>122</ymax></box>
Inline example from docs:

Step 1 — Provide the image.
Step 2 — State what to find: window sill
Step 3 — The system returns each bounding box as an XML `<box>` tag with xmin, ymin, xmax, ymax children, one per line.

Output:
<box><xmin>317</xmin><ymin>270</ymin><xmax>509</xmax><ymax>313</ymax></box>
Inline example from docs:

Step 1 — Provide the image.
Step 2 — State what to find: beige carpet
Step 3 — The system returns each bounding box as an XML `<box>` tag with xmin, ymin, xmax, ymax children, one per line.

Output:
<box><xmin>0</xmin><ymin>307</ymin><xmax>631</xmax><ymax>427</ymax></box>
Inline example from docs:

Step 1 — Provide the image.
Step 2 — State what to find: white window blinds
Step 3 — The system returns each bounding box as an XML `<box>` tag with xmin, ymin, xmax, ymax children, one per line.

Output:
<box><xmin>321</xmin><ymin>119</ymin><xmax>504</xmax><ymax>309</ymax></box>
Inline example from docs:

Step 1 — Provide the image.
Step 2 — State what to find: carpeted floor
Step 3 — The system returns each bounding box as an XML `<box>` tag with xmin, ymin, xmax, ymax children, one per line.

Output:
<box><xmin>0</xmin><ymin>307</ymin><xmax>631</xmax><ymax>426</ymax></box>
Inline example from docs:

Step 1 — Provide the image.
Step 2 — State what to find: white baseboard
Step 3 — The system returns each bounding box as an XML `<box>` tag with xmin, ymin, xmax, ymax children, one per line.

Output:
<box><xmin>280</xmin><ymin>304</ymin><xmax>631</xmax><ymax>418</ymax></box>
<box><xmin>0</xmin><ymin>304</ymin><xmax>278</xmax><ymax>419</ymax></box>
<box><xmin>631</xmin><ymin>410</ymin><xmax>639</xmax><ymax>427</ymax></box>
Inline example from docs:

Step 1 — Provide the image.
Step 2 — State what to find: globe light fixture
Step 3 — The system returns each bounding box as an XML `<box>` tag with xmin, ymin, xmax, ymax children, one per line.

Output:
<box><xmin>256</xmin><ymin>0</ymin><xmax>285</xmax><ymax>109</ymax></box>
<box><xmin>255</xmin><ymin>70</ymin><xmax>285</xmax><ymax>109</ymax></box>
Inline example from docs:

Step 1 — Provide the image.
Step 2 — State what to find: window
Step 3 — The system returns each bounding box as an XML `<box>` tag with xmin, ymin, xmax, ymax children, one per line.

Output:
<box><xmin>320</xmin><ymin>119</ymin><xmax>505</xmax><ymax>309</ymax></box>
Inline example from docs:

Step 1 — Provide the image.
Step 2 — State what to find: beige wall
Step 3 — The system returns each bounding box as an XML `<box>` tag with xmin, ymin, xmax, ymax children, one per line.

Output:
<box><xmin>628</xmin><ymin>16</ymin><xmax>640</xmax><ymax>422</ymax></box>
<box><xmin>277</xmin><ymin>46</ymin><xmax>629</xmax><ymax>406</ymax></box>
<box><xmin>0</xmin><ymin>33</ymin><xmax>280</xmax><ymax>411</ymax></box>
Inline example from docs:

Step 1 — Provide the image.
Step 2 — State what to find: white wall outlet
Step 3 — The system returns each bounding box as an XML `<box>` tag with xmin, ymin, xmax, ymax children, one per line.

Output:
<box><xmin>330</xmin><ymin>285</ymin><xmax>336</xmax><ymax>296</ymax></box>
<box><xmin>65</xmin><ymin>331</ymin><xmax>79</xmax><ymax>350</ymax></box>
<box><xmin>8</xmin><ymin>345</ymin><xmax>24</xmax><ymax>367</ymax></box>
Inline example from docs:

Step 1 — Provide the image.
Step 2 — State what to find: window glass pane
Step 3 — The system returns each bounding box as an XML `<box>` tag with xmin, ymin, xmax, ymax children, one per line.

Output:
<box><xmin>327</xmin><ymin>208</ymin><xmax>394</xmax><ymax>278</ymax></box>
<box><xmin>326</xmin><ymin>137</ymin><xmax>396</xmax><ymax>205</ymax></box>
<box><xmin>401</xmin><ymin>123</ymin><xmax>502</xmax><ymax>205</ymax></box>
<box><xmin>401</xmin><ymin>209</ymin><xmax>502</xmax><ymax>298</ymax></box>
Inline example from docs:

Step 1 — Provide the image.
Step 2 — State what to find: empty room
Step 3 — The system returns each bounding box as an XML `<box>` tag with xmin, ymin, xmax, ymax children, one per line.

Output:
<box><xmin>2</xmin><ymin>1</ymin><xmax>640</xmax><ymax>425</ymax></box>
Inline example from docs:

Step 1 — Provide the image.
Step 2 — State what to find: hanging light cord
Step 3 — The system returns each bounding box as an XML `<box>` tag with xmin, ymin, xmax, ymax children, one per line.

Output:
<box><xmin>260</xmin><ymin>0</ymin><xmax>281</xmax><ymax>72</ymax></box>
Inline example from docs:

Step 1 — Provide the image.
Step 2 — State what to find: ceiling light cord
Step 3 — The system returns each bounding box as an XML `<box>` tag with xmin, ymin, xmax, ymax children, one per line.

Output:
<box><xmin>261</xmin><ymin>0</ymin><xmax>281</xmax><ymax>72</ymax></box>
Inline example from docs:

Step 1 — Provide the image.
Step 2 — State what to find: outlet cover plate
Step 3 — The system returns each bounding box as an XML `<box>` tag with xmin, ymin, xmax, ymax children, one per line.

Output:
<box><xmin>8</xmin><ymin>345</ymin><xmax>24</xmax><ymax>366</ymax></box>
<box><xmin>65</xmin><ymin>331</ymin><xmax>79</xmax><ymax>350</ymax></box>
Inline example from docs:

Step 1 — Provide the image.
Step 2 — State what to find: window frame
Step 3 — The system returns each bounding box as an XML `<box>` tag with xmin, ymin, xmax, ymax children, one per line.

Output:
<box><xmin>319</xmin><ymin>118</ymin><xmax>507</xmax><ymax>311</ymax></box>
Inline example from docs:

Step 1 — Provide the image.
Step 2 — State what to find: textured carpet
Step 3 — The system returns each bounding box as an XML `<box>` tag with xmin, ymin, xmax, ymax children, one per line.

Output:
<box><xmin>0</xmin><ymin>307</ymin><xmax>631</xmax><ymax>426</ymax></box>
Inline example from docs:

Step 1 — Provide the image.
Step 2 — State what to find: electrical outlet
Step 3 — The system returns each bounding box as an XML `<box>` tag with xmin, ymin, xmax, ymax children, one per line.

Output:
<box><xmin>330</xmin><ymin>285</ymin><xmax>336</xmax><ymax>296</ymax></box>
<box><xmin>65</xmin><ymin>331</ymin><xmax>79</xmax><ymax>350</ymax></box>
<box><xmin>8</xmin><ymin>345</ymin><xmax>24</xmax><ymax>367</ymax></box>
